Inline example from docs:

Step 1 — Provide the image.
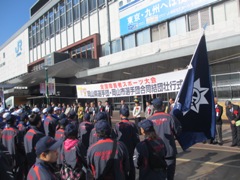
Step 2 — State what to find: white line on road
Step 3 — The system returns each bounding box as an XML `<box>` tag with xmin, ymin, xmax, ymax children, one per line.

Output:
<box><xmin>177</xmin><ymin>158</ymin><xmax>240</xmax><ymax>169</ymax></box>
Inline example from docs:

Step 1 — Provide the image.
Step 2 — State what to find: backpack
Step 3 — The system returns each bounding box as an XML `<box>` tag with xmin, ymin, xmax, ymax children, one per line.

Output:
<box><xmin>144</xmin><ymin>140</ymin><xmax>167</xmax><ymax>172</ymax></box>
<box><xmin>60</xmin><ymin>144</ymin><xmax>86</xmax><ymax>180</ymax></box>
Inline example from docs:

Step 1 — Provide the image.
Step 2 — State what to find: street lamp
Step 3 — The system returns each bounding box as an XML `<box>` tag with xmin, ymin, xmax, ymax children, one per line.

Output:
<box><xmin>44</xmin><ymin>66</ymin><xmax>50</xmax><ymax>105</ymax></box>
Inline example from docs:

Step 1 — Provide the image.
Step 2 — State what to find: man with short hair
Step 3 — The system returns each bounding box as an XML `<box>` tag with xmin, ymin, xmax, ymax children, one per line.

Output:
<box><xmin>27</xmin><ymin>136</ymin><xmax>63</xmax><ymax>179</ymax></box>
<box><xmin>119</xmin><ymin>100</ymin><xmax>129</xmax><ymax>115</ymax></box>
<box><xmin>225</xmin><ymin>100</ymin><xmax>240</xmax><ymax>147</ymax></box>
<box><xmin>87</xmin><ymin>120</ymin><xmax>130</xmax><ymax>179</ymax></box>
<box><xmin>167</xmin><ymin>98</ymin><xmax>175</xmax><ymax>114</ymax></box>
<box><xmin>213</xmin><ymin>97</ymin><xmax>223</xmax><ymax>145</ymax></box>
<box><xmin>148</xmin><ymin>98</ymin><xmax>181</xmax><ymax>180</ymax></box>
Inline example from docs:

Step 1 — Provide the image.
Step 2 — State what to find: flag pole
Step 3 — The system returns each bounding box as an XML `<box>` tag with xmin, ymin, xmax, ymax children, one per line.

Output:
<box><xmin>175</xmin><ymin>31</ymin><xmax>205</xmax><ymax>103</ymax></box>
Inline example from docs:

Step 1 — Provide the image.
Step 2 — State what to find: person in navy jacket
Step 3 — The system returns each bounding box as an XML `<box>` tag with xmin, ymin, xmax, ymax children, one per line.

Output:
<box><xmin>27</xmin><ymin>136</ymin><xmax>63</xmax><ymax>180</ymax></box>
<box><xmin>114</xmin><ymin>108</ymin><xmax>140</xmax><ymax>180</ymax></box>
<box><xmin>87</xmin><ymin>120</ymin><xmax>130</xmax><ymax>180</ymax></box>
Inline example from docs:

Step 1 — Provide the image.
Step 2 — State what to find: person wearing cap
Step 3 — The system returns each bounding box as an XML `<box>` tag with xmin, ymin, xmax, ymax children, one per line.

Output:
<box><xmin>114</xmin><ymin>108</ymin><xmax>140</xmax><ymax>180</ymax></box>
<box><xmin>2</xmin><ymin>114</ymin><xmax>26</xmax><ymax>179</ymax></box>
<box><xmin>132</xmin><ymin>100</ymin><xmax>142</xmax><ymax>133</ymax></box>
<box><xmin>147</xmin><ymin>97</ymin><xmax>181</xmax><ymax>180</ymax></box>
<box><xmin>27</xmin><ymin>136</ymin><xmax>63</xmax><ymax>179</ymax></box>
<box><xmin>32</xmin><ymin>107</ymin><xmax>40</xmax><ymax>114</ymax></box>
<box><xmin>67</xmin><ymin>110</ymin><xmax>78</xmax><ymax>125</ymax></box>
<box><xmin>145</xmin><ymin>100</ymin><xmax>154</xmax><ymax>119</ymax></box>
<box><xmin>89</xmin><ymin>112</ymin><xmax>116</xmax><ymax>146</ymax></box>
<box><xmin>60</xmin><ymin>123</ymin><xmax>87</xmax><ymax>179</ymax></box>
<box><xmin>44</xmin><ymin>106</ymin><xmax>58</xmax><ymax>137</ymax></box>
<box><xmin>225</xmin><ymin>100</ymin><xmax>240</xmax><ymax>147</ymax></box>
<box><xmin>105</xmin><ymin>100</ymin><xmax>113</xmax><ymax>127</ymax></box>
<box><xmin>17</xmin><ymin>113</ymin><xmax>29</xmax><ymax>133</ymax></box>
<box><xmin>134</xmin><ymin>119</ymin><xmax>167</xmax><ymax>180</ymax></box>
<box><xmin>24</xmin><ymin>114</ymin><xmax>45</xmax><ymax>170</ymax></box>
<box><xmin>55</xmin><ymin>118</ymin><xmax>69</xmax><ymax>168</ymax></box>
<box><xmin>53</xmin><ymin>107</ymin><xmax>61</xmax><ymax>121</ymax></box>
<box><xmin>87</xmin><ymin>120</ymin><xmax>130</xmax><ymax>179</ymax></box>
<box><xmin>41</xmin><ymin>107</ymin><xmax>48</xmax><ymax>121</ymax></box>
<box><xmin>78</xmin><ymin>113</ymin><xmax>94</xmax><ymax>149</ymax></box>
<box><xmin>0</xmin><ymin>123</ymin><xmax>14</xmax><ymax>179</ymax></box>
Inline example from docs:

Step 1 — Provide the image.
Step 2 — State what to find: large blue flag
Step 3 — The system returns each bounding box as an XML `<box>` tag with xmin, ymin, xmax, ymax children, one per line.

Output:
<box><xmin>172</xmin><ymin>34</ymin><xmax>215</xmax><ymax>150</ymax></box>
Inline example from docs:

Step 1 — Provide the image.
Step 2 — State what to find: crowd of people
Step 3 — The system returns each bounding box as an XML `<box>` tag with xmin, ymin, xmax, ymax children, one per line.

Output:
<box><xmin>0</xmin><ymin>96</ymin><xmax>238</xmax><ymax>180</ymax></box>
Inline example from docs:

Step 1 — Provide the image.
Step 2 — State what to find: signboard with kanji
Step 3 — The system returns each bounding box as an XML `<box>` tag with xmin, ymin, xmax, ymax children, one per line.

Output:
<box><xmin>76</xmin><ymin>69</ymin><xmax>187</xmax><ymax>98</ymax></box>
<box><xmin>119</xmin><ymin>0</ymin><xmax>218</xmax><ymax>36</ymax></box>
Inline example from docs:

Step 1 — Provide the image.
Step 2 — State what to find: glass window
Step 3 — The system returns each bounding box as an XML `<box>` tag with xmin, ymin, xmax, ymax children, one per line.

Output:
<box><xmin>40</xmin><ymin>18</ymin><xmax>45</xmax><ymax>42</ymax></box>
<box><xmin>225</xmin><ymin>0</ymin><xmax>238</xmax><ymax>20</ymax></box>
<box><xmin>55</xmin><ymin>6</ymin><xmax>60</xmax><ymax>33</ymax></box>
<box><xmin>123</xmin><ymin>34</ymin><xmax>135</xmax><ymax>50</ymax></box>
<box><xmin>232</xmin><ymin>86</ymin><xmax>240</xmax><ymax>99</ymax></box>
<box><xmin>60</xmin><ymin>2</ymin><xmax>66</xmax><ymax>29</ymax></box>
<box><xmin>36</xmin><ymin>23</ymin><xmax>40</xmax><ymax>44</ymax></box>
<box><xmin>66</xmin><ymin>0</ymin><xmax>72</xmax><ymax>25</ymax></box>
<box><xmin>45</xmin><ymin>15</ymin><xmax>49</xmax><ymax>39</ymax></box>
<box><xmin>111</xmin><ymin>39</ymin><xmax>122</xmax><ymax>53</ymax></box>
<box><xmin>151</xmin><ymin>22</ymin><xmax>168</xmax><ymax>42</ymax></box>
<box><xmin>49</xmin><ymin>11</ymin><xmax>54</xmax><ymax>35</ymax></box>
<box><xmin>81</xmin><ymin>0</ymin><xmax>87</xmax><ymax>17</ymax></box>
<box><xmin>73</xmin><ymin>0</ymin><xmax>80</xmax><ymax>21</ymax></box>
<box><xmin>189</xmin><ymin>12</ymin><xmax>199</xmax><ymax>31</ymax></box>
<box><xmin>136</xmin><ymin>29</ymin><xmax>150</xmax><ymax>46</ymax></box>
<box><xmin>98</xmin><ymin>0</ymin><xmax>105</xmax><ymax>7</ymax></box>
<box><xmin>200</xmin><ymin>8</ymin><xmax>210</xmax><ymax>28</ymax></box>
<box><xmin>217</xmin><ymin>86</ymin><xmax>231</xmax><ymax>99</ymax></box>
<box><xmin>89</xmin><ymin>0</ymin><xmax>96</xmax><ymax>12</ymax></box>
<box><xmin>169</xmin><ymin>16</ymin><xmax>186</xmax><ymax>37</ymax></box>
<box><xmin>213</xmin><ymin>4</ymin><xmax>225</xmax><ymax>24</ymax></box>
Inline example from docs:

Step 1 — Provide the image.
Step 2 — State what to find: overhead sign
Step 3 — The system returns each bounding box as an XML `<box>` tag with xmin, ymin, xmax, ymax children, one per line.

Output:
<box><xmin>119</xmin><ymin>0</ymin><xmax>218</xmax><ymax>36</ymax></box>
<box><xmin>76</xmin><ymin>70</ymin><xmax>187</xmax><ymax>98</ymax></box>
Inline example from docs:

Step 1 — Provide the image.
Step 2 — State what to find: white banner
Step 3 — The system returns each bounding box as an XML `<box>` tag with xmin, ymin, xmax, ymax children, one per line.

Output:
<box><xmin>76</xmin><ymin>70</ymin><xmax>187</xmax><ymax>99</ymax></box>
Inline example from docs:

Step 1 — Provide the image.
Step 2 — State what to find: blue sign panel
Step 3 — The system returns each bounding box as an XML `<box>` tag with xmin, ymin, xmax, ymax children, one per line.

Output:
<box><xmin>120</xmin><ymin>0</ymin><xmax>218</xmax><ymax>36</ymax></box>
<box><xmin>15</xmin><ymin>40</ymin><xmax>22</xmax><ymax>57</ymax></box>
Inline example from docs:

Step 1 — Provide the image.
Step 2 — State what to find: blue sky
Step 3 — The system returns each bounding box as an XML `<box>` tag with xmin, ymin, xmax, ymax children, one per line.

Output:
<box><xmin>0</xmin><ymin>0</ymin><xmax>37</xmax><ymax>46</ymax></box>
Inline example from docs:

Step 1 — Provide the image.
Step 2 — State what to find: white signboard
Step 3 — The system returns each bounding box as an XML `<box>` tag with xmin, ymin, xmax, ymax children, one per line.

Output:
<box><xmin>76</xmin><ymin>70</ymin><xmax>187</xmax><ymax>98</ymax></box>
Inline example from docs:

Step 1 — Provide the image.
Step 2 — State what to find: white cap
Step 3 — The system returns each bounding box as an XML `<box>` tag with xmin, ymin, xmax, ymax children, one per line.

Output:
<box><xmin>3</xmin><ymin>112</ymin><xmax>10</xmax><ymax>119</ymax></box>
<box><xmin>42</xmin><ymin>108</ymin><xmax>47</xmax><ymax>114</ymax></box>
<box><xmin>11</xmin><ymin>111</ymin><xmax>18</xmax><ymax>116</ymax></box>
<box><xmin>54</xmin><ymin>107</ymin><xmax>60</xmax><ymax>111</ymax></box>
<box><xmin>0</xmin><ymin>107</ymin><xmax>5</xmax><ymax>114</ymax></box>
<box><xmin>32</xmin><ymin>107</ymin><xmax>40</xmax><ymax>113</ymax></box>
<box><xmin>16</xmin><ymin>108</ymin><xmax>23</xmax><ymax>115</ymax></box>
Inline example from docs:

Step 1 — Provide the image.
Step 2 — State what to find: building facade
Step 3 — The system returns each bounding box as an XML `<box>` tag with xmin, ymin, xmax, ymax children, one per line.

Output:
<box><xmin>0</xmin><ymin>0</ymin><xmax>240</xmax><ymax>110</ymax></box>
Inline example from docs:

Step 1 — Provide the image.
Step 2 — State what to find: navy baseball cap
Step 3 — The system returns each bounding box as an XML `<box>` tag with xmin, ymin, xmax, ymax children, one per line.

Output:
<box><xmin>95</xmin><ymin>120</ymin><xmax>111</xmax><ymax>133</ymax></box>
<box><xmin>95</xmin><ymin>112</ymin><xmax>107</xmax><ymax>121</ymax></box>
<box><xmin>6</xmin><ymin>115</ymin><xmax>16</xmax><ymax>124</ymax></box>
<box><xmin>138</xmin><ymin>119</ymin><xmax>153</xmax><ymax>132</ymax></box>
<box><xmin>59</xmin><ymin>113</ymin><xmax>67</xmax><ymax>119</ymax></box>
<box><xmin>64</xmin><ymin>123</ymin><xmax>78</xmax><ymax>137</ymax></box>
<box><xmin>59</xmin><ymin>118</ymin><xmax>69</xmax><ymax>127</ymax></box>
<box><xmin>152</xmin><ymin>98</ymin><xmax>163</xmax><ymax>107</ymax></box>
<box><xmin>84</xmin><ymin>113</ymin><xmax>90</xmax><ymax>121</ymax></box>
<box><xmin>0</xmin><ymin>121</ymin><xmax>6</xmax><ymax>129</ymax></box>
<box><xmin>121</xmin><ymin>108</ymin><xmax>129</xmax><ymax>117</ymax></box>
<box><xmin>36</xmin><ymin>136</ymin><xmax>63</xmax><ymax>156</ymax></box>
<box><xmin>47</xmin><ymin>106</ymin><xmax>53</xmax><ymax>113</ymax></box>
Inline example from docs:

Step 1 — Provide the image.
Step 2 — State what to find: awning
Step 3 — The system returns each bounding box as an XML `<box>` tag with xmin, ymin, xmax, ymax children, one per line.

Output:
<box><xmin>5</xmin><ymin>58</ymin><xmax>98</xmax><ymax>87</ymax></box>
